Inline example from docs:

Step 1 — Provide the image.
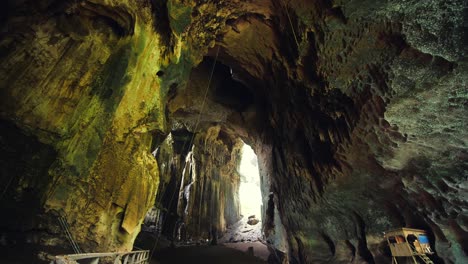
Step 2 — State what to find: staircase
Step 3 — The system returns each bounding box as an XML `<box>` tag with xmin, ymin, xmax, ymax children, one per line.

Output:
<box><xmin>417</xmin><ymin>254</ymin><xmax>434</xmax><ymax>264</ymax></box>
<box><xmin>55</xmin><ymin>216</ymin><xmax>150</xmax><ymax>263</ymax></box>
<box><xmin>52</xmin><ymin>250</ymin><xmax>150</xmax><ymax>264</ymax></box>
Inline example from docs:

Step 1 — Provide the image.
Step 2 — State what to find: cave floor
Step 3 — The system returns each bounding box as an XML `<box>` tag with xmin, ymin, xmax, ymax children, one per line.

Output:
<box><xmin>152</xmin><ymin>243</ymin><xmax>268</xmax><ymax>264</ymax></box>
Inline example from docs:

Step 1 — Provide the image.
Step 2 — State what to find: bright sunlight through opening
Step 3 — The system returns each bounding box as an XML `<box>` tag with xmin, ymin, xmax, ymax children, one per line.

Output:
<box><xmin>239</xmin><ymin>143</ymin><xmax>262</xmax><ymax>219</ymax></box>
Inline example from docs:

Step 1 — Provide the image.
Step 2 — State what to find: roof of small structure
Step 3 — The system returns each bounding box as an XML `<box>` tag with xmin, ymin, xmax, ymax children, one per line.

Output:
<box><xmin>384</xmin><ymin>227</ymin><xmax>428</xmax><ymax>238</ymax></box>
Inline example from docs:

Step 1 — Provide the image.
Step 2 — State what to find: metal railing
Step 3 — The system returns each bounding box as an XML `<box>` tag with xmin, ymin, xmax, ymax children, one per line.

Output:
<box><xmin>58</xmin><ymin>216</ymin><xmax>82</xmax><ymax>254</ymax></box>
<box><xmin>53</xmin><ymin>250</ymin><xmax>150</xmax><ymax>264</ymax></box>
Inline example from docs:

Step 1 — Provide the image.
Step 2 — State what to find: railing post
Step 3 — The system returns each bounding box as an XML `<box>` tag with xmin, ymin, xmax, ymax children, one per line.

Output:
<box><xmin>54</xmin><ymin>257</ymin><xmax>69</xmax><ymax>264</ymax></box>
<box><xmin>113</xmin><ymin>254</ymin><xmax>122</xmax><ymax>264</ymax></box>
<box><xmin>123</xmin><ymin>254</ymin><xmax>129</xmax><ymax>264</ymax></box>
<box><xmin>53</xmin><ymin>250</ymin><xmax>149</xmax><ymax>264</ymax></box>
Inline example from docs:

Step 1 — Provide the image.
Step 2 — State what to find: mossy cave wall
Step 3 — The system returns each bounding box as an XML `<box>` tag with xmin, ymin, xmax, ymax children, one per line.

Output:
<box><xmin>0</xmin><ymin>0</ymin><xmax>467</xmax><ymax>263</ymax></box>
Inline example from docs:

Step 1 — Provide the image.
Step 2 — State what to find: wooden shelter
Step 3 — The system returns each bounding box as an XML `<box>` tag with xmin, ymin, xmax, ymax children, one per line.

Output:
<box><xmin>384</xmin><ymin>228</ymin><xmax>434</xmax><ymax>264</ymax></box>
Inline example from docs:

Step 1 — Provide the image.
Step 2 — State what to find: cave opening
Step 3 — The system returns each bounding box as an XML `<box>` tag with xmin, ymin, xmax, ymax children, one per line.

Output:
<box><xmin>214</xmin><ymin>141</ymin><xmax>264</xmax><ymax>245</ymax></box>
<box><xmin>239</xmin><ymin>143</ymin><xmax>262</xmax><ymax>220</ymax></box>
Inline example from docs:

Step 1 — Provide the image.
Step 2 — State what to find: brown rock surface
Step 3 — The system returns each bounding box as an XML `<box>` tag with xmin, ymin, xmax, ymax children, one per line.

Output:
<box><xmin>0</xmin><ymin>0</ymin><xmax>167</xmax><ymax>259</ymax></box>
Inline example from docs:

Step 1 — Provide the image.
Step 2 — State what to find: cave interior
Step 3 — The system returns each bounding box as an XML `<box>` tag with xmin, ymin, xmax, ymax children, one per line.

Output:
<box><xmin>0</xmin><ymin>0</ymin><xmax>467</xmax><ymax>263</ymax></box>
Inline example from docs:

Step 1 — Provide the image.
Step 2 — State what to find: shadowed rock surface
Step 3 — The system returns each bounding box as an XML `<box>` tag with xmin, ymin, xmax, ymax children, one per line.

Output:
<box><xmin>153</xmin><ymin>244</ymin><xmax>266</xmax><ymax>264</ymax></box>
<box><xmin>0</xmin><ymin>0</ymin><xmax>466</xmax><ymax>263</ymax></box>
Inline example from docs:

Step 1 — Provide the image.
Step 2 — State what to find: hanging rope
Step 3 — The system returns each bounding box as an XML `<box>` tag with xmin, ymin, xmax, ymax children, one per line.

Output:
<box><xmin>188</xmin><ymin>44</ymin><xmax>221</xmax><ymax>150</ymax></box>
<box><xmin>149</xmin><ymin>45</ymin><xmax>221</xmax><ymax>261</ymax></box>
<box><xmin>0</xmin><ymin>174</ymin><xmax>16</xmax><ymax>201</ymax></box>
<box><xmin>58</xmin><ymin>215</ymin><xmax>82</xmax><ymax>254</ymax></box>
<box><xmin>280</xmin><ymin>0</ymin><xmax>300</xmax><ymax>48</ymax></box>
<box><xmin>192</xmin><ymin>45</ymin><xmax>221</xmax><ymax>240</ymax></box>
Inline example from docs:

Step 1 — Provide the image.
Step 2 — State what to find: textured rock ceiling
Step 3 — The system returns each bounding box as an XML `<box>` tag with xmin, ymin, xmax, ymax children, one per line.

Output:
<box><xmin>0</xmin><ymin>0</ymin><xmax>467</xmax><ymax>263</ymax></box>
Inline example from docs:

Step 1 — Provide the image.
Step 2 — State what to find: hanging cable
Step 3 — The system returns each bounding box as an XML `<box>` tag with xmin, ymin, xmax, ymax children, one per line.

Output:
<box><xmin>58</xmin><ymin>215</ymin><xmax>82</xmax><ymax>254</ymax></box>
<box><xmin>188</xmin><ymin>44</ymin><xmax>221</xmax><ymax>150</ymax></box>
<box><xmin>0</xmin><ymin>174</ymin><xmax>16</xmax><ymax>201</ymax></box>
<box><xmin>191</xmin><ymin>45</ymin><xmax>221</xmax><ymax>240</ymax></box>
<box><xmin>149</xmin><ymin>45</ymin><xmax>222</xmax><ymax>261</ymax></box>
<box><xmin>280</xmin><ymin>0</ymin><xmax>300</xmax><ymax>48</ymax></box>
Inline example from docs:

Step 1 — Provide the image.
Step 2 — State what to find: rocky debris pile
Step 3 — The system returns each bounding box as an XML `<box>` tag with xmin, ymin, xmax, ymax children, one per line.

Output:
<box><xmin>220</xmin><ymin>216</ymin><xmax>262</xmax><ymax>243</ymax></box>
<box><xmin>247</xmin><ymin>215</ymin><xmax>260</xmax><ymax>226</ymax></box>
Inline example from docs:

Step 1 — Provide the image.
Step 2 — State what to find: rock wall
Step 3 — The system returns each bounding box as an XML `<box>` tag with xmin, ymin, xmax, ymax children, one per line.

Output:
<box><xmin>149</xmin><ymin>126</ymin><xmax>242</xmax><ymax>243</ymax></box>
<box><xmin>217</xmin><ymin>1</ymin><xmax>466</xmax><ymax>263</ymax></box>
<box><xmin>178</xmin><ymin>126</ymin><xmax>242</xmax><ymax>241</ymax></box>
<box><xmin>162</xmin><ymin>0</ymin><xmax>467</xmax><ymax>263</ymax></box>
<box><xmin>0</xmin><ymin>0</ymin><xmax>172</xmax><ymax>259</ymax></box>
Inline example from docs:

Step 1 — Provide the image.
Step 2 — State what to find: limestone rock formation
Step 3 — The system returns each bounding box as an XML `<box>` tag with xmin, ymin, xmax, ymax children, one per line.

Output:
<box><xmin>0</xmin><ymin>0</ymin><xmax>167</xmax><ymax>259</ymax></box>
<box><xmin>178</xmin><ymin>126</ymin><xmax>243</xmax><ymax>241</ymax></box>
<box><xmin>147</xmin><ymin>126</ymin><xmax>242</xmax><ymax>244</ymax></box>
<box><xmin>0</xmin><ymin>0</ymin><xmax>467</xmax><ymax>263</ymax></box>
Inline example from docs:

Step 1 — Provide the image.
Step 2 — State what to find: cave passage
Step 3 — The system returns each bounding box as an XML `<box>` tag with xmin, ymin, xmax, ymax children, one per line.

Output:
<box><xmin>216</xmin><ymin>142</ymin><xmax>264</xmax><ymax>246</ymax></box>
<box><xmin>239</xmin><ymin>143</ymin><xmax>262</xmax><ymax>219</ymax></box>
